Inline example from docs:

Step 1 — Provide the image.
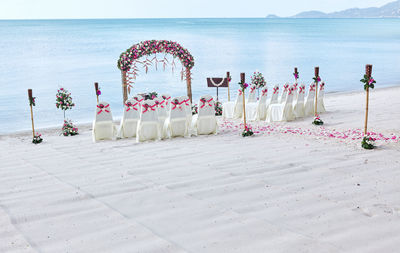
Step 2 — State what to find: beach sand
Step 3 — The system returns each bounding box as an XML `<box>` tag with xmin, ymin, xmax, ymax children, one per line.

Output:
<box><xmin>1</xmin><ymin>86</ymin><xmax>399</xmax><ymax>253</ymax></box>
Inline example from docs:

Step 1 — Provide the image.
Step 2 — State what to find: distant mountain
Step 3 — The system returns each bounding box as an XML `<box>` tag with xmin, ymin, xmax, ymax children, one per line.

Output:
<box><xmin>266</xmin><ymin>0</ymin><xmax>400</xmax><ymax>18</ymax></box>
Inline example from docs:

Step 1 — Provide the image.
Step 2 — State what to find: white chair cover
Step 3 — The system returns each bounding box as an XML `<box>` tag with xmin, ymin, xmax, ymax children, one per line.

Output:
<box><xmin>92</xmin><ymin>102</ymin><xmax>116</xmax><ymax>142</ymax></box>
<box><xmin>293</xmin><ymin>83</ymin><xmax>299</xmax><ymax>101</ymax></box>
<box><xmin>117</xmin><ymin>99</ymin><xmax>140</xmax><ymax>138</ymax></box>
<box><xmin>269</xmin><ymin>85</ymin><xmax>280</xmax><ymax>105</ymax></box>
<box><xmin>304</xmin><ymin>82</ymin><xmax>316</xmax><ymax>116</ymax></box>
<box><xmin>266</xmin><ymin>86</ymin><xmax>296</xmax><ymax>122</ymax></box>
<box><xmin>164</xmin><ymin>97</ymin><xmax>190</xmax><ymax>138</ymax></box>
<box><xmin>233</xmin><ymin>89</ymin><xmax>244</xmax><ymax>119</ymax></box>
<box><xmin>256</xmin><ymin>87</ymin><xmax>269</xmax><ymax>121</ymax></box>
<box><xmin>136</xmin><ymin>100</ymin><xmax>160</xmax><ymax>142</ymax></box>
<box><xmin>293</xmin><ymin>84</ymin><xmax>306</xmax><ymax>118</ymax></box>
<box><xmin>192</xmin><ymin>95</ymin><xmax>218</xmax><ymax>135</ymax></box>
<box><xmin>160</xmin><ymin>94</ymin><xmax>171</xmax><ymax>112</ymax></box>
<box><xmin>247</xmin><ymin>85</ymin><xmax>257</xmax><ymax>103</ymax></box>
<box><xmin>317</xmin><ymin>82</ymin><xmax>326</xmax><ymax>113</ymax></box>
<box><xmin>222</xmin><ymin>101</ymin><xmax>235</xmax><ymax>119</ymax></box>
<box><xmin>180</xmin><ymin>96</ymin><xmax>192</xmax><ymax>127</ymax></box>
<box><xmin>279</xmin><ymin>83</ymin><xmax>290</xmax><ymax>103</ymax></box>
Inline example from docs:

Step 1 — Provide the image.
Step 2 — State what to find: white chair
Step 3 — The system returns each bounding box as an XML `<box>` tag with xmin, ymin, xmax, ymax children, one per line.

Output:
<box><xmin>117</xmin><ymin>99</ymin><xmax>140</xmax><ymax>138</ymax></box>
<box><xmin>233</xmin><ymin>89</ymin><xmax>244</xmax><ymax>119</ymax></box>
<box><xmin>256</xmin><ymin>87</ymin><xmax>269</xmax><ymax>121</ymax></box>
<box><xmin>293</xmin><ymin>83</ymin><xmax>299</xmax><ymax>101</ymax></box>
<box><xmin>293</xmin><ymin>84</ymin><xmax>305</xmax><ymax>118</ymax></box>
<box><xmin>160</xmin><ymin>94</ymin><xmax>171</xmax><ymax>112</ymax></box>
<box><xmin>136</xmin><ymin>100</ymin><xmax>160</xmax><ymax>142</ymax></box>
<box><xmin>269</xmin><ymin>85</ymin><xmax>280</xmax><ymax>105</ymax></box>
<box><xmin>164</xmin><ymin>97</ymin><xmax>190</xmax><ymax>138</ymax></box>
<box><xmin>92</xmin><ymin>102</ymin><xmax>116</xmax><ymax>142</ymax></box>
<box><xmin>279</xmin><ymin>83</ymin><xmax>290</xmax><ymax>103</ymax></box>
<box><xmin>247</xmin><ymin>85</ymin><xmax>257</xmax><ymax>103</ymax></box>
<box><xmin>304</xmin><ymin>82</ymin><xmax>316</xmax><ymax>116</ymax></box>
<box><xmin>317</xmin><ymin>82</ymin><xmax>326</xmax><ymax>113</ymax></box>
<box><xmin>180</xmin><ymin>96</ymin><xmax>192</xmax><ymax>128</ymax></box>
<box><xmin>266</xmin><ymin>86</ymin><xmax>296</xmax><ymax>122</ymax></box>
<box><xmin>192</xmin><ymin>95</ymin><xmax>218</xmax><ymax>135</ymax></box>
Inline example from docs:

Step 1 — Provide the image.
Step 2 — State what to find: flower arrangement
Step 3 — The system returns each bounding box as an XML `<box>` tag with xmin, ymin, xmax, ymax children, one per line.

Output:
<box><xmin>215</xmin><ymin>101</ymin><xmax>223</xmax><ymax>116</ymax></box>
<box><xmin>29</xmin><ymin>97</ymin><xmax>36</xmax><ymax>107</ymax></box>
<box><xmin>32</xmin><ymin>133</ymin><xmax>43</xmax><ymax>144</ymax></box>
<box><xmin>238</xmin><ymin>81</ymin><xmax>249</xmax><ymax>91</ymax></box>
<box><xmin>251</xmin><ymin>72</ymin><xmax>266</xmax><ymax>88</ymax></box>
<box><xmin>313</xmin><ymin>76</ymin><xmax>321</xmax><ymax>83</ymax></box>
<box><xmin>192</xmin><ymin>104</ymin><xmax>198</xmax><ymax>115</ymax></box>
<box><xmin>96</xmin><ymin>87</ymin><xmax>101</xmax><ymax>96</ymax></box>
<box><xmin>118</xmin><ymin>40</ymin><xmax>195</xmax><ymax>72</ymax></box>
<box><xmin>140</xmin><ymin>92</ymin><xmax>158</xmax><ymax>100</ymax></box>
<box><xmin>312</xmin><ymin>115</ymin><xmax>324</xmax><ymax>125</ymax></box>
<box><xmin>361</xmin><ymin>135</ymin><xmax>376</xmax><ymax>149</ymax></box>
<box><xmin>242</xmin><ymin>125</ymin><xmax>254</xmax><ymax>137</ymax></box>
<box><xmin>293</xmin><ymin>71</ymin><xmax>299</xmax><ymax>80</ymax></box>
<box><xmin>360</xmin><ymin>75</ymin><xmax>376</xmax><ymax>91</ymax></box>
<box><xmin>56</xmin><ymin>88</ymin><xmax>75</xmax><ymax>112</ymax></box>
<box><xmin>62</xmin><ymin>120</ymin><xmax>79</xmax><ymax>136</ymax></box>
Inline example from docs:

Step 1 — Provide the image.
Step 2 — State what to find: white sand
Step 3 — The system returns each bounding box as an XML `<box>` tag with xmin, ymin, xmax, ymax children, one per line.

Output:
<box><xmin>1</xmin><ymin>86</ymin><xmax>399</xmax><ymax>253</ymax></box>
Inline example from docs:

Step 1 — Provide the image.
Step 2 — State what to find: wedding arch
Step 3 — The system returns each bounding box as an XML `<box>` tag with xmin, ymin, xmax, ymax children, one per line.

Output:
<box><xmin>117</xmin><ymin>40</ymin><xmax>195</xmax><ymax>103</ymax></box>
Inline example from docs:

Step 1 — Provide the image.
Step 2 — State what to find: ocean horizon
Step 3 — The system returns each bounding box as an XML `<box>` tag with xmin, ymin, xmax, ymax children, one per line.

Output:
<box><xmin>1</xmin><ymin>18</ymin><xmax>399</xmax><ymax>134</ymax></box>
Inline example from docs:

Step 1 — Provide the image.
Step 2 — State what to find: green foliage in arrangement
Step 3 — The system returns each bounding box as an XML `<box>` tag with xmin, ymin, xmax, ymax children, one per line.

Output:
<box><xmin>242</xmin><ymin>125</ymin><xmax>254</xmax><ymax>137</ymax></box>
<box><xmin>32</xmin><ymin>133</ymin><xmax>43</xmax><ymax>144</ymax></box>
<box><xmin>62</xmin><ymin>120</ymin><xmax>79</xmax><ymax>136</ymax></box>
<box><xmin>214</xmin><ymin>101</ymin><xmax>223</xmax><ymax>116</ymax></box>
<box><xmin>360</xmin><ymin>75</ymin><xmax>376</xmax><ymax>91</ymax></box>
<box><xmin>361</xmin><ymin>136</ymin><xmax>375</xmax><ymax>149</ymax></box>
<box><xmin>312</xmin><ymin>115</ymin><xmax>324</xmax><ymax>125</ymax></box>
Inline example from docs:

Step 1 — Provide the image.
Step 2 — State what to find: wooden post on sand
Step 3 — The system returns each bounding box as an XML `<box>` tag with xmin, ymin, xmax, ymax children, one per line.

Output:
<box><xmin>186</xmin><ymin>68</ymin><xmax>193</xmax><ymax>103</ymax></box>
<box><xmin>121</xmin><ymin>71</ymin><xmax>128</xmax><ymax>104</ymax></box>
<box><xmin>94</xmin><ymin>82</ymin><xmax>99</xmax><ymax>104</ymax></box>
<box><xmin>227</xmin><ymin>71</ymin><xmax>231</xmax><ymax>102</ymax></box>
<box><xmin>28</xmin><ymin>89</ymin><xmax>35</xmax><ymax>138</ymax></box>
<box><xmin>241</xmin><ymin>72</ymin><xmax>247</xmax><ymax>128</ymax></box>
<box><xmin>294</xmin><ymin>67</ymin><xmax>298</xmax><ymax>84</ymax></box>
<box><xmin>314</xmin><ymin>67</ymin><xmax>319</xmax><ymax>116</ymax></box>
<box><xmin>364</xmin><ymin>64</ymin><xmax>372</xmax><ymax>135</ymax></box>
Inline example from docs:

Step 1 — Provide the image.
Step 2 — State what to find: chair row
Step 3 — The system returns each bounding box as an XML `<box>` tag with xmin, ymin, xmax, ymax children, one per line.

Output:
<box><xmin>223</xmin><ymin>82</ymin><xmax>326</xmax><ymax>122</ymax></box>
<box><xmin>92</xmin><ymin>95</ymin><xmax>218</xmax><ymax>142</ymax></box>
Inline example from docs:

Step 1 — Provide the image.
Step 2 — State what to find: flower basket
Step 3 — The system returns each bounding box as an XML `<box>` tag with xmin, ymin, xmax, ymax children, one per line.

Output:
<box><xmin>215</xmin><ymin>101</ymin><xmax>222</xmax><ymax>116</ymax></box>
<box><xmin>312</xmin><ymin>115</ymin><xmax>324</xmax><ymax>125</ymax></box>
<box><xmin>32</xmin><ymin>133</ymin><xmax>43</xmax><ymax>144</ymax></box>
<box><xmin>62</xmin><ymin>120</ymin><xmax>79</xmax><ymax>136</ymax></box>
<box><xmin>242</xmin><ymin>125</ymin><xmax>254</xmax><ymax>137</ymax></box>
<box><xmin>251</xmin><ymin>72</ymin><xmax>266</xmax><ymax>88</ymax></box>
<box><xmin>361</xmin><ymin>136</ymin><xmax>375</xmax><ymax>149</ymax></box>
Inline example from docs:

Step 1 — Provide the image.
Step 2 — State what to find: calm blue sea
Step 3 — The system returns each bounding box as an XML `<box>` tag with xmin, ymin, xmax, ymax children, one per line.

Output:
<box><xmin>0</xmin><ymin>18</ymin><xmax>400</xmax><ymax>134</ymax></box>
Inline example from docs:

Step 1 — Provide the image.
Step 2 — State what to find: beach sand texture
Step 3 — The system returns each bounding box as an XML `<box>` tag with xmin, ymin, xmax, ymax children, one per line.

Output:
<box><xmin>0</xmin><ymin>86</ymin><xmax>399</xmax><ymax>252</ymax></box>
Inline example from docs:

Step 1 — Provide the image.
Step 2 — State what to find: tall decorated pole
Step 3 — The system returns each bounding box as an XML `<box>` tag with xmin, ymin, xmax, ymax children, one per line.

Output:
<box><xmin>294</xmin><ymin>67</ymin><xmax>299</xmax><ymax>84</ymax></box>
<box><xmin>186</xmin><ymin>68</ymin><xmax>193</xmax><ymax>103</ymax></box>
<box><xmin>227</xmin><ymin>71</ymin><xmax>231</xmax><ymax>102</ymax></box>
<box><xmin>94</xmin><ymin>82</ymin><xmax>100</xmax><ymax>103</ymax></box>
<box><xmin>28</xmin><ymin>89</ymin><xmax>35</xmax><ymax>139</ymax></box>
<box><xmin>361</xmin><ymin>64</ymin><xmax>376</xmax><ymax>149</ymax></box>
<box><xmin>312</xmin><ymin>67</ymin><xmax>324</xmax><ymax>125</ymax></box>
<box><xmin>239</xmin><ymin>73</ymin><xmax>253</xmax><ymax>137</ymax></box>
<box><xmin>121</xmin><ymin>71</ymin><xmax>128</xmax><ymax>104</ymax></box>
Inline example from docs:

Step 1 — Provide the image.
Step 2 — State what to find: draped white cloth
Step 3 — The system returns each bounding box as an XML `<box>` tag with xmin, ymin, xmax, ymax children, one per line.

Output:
<box><xmin>279</xmin><ymin>83</ymin><xmax>290</xmax><ymax>103</ymax></box>
<box><xmin>92</xmin><ymin>101</ymin><xmax>116</xmax><ymax>142</ymax></box>
<box><xmin>180</xmin><ymin>95</ymin><xmax>192</xmax><ymax>128</ymax></box>
<box><xmin>304</xmin><ymin>82</ymin><xmax>316</xmax><ymax>116</ymax></box>
<box><xmin>293</xmin><ymin>84</ymin><xmax>306</xmax><ymax>118</ymax></box>
<box><xmin>247</xmin><ymin>85</ymin><xmax>257</xmax><ymax>103</ymax></box>
<box><xmin>222</xmin><ymin>100</ymin><xmax>235</xmax><ymax>119</ymax></box>
<box><xmin>233</xmin><ymin>89</ymin><xmax>244</xmax><ymax>119</ymax></box>
<box><xmin>266</xmin><ymin>86</ymin><xmax>296</xmax><ymax>122</ymax></box>
<box><xmin>160</xmin><ymin>94</ymin><xmax>171</xmax><ymax>112</ymax></box>
<box><xmin>117</xmin><ymin>99</ymin><xmax>140</xmax><ymax>138</ymax></box>
<box><xmin>269</xmin><ymin>85</ymin><xmax>280</xmax><ymax>105</ymax></box>
<box><xmin>256</xmin><ymin>87</ymin><xmax>269</xmax><ymax>121</ymax></box>
<box><xmin>164</xmin><ymin>97</ymin><xmax>190</xmax><ymax>138</ymax></box>
<box><xmin>317</xmin><ymin>82</ymin><xmax>326</xmax><ymax>113</ymax></box>
<box><xmin>192</xmin><ymin>95</ymin><xmax>218</xmax><ymax>135</ymax></box>
<box><xmin>293</xmin><ymin>83</ymin><xmax>299</xmax><ymax>101</ymax></box>
<box><xmin>136</xmin><ymin>100</ymin><xmax>161</xmax><ymax>142</ymax></box>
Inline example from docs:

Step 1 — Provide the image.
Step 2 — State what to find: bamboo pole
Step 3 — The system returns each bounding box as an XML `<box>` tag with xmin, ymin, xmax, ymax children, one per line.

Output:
<box><xmin>121</xmin><ymin>71</ymin><xmax>128</xmax><ymax>104</ymax></box>
<box><xmin>186</xmin><ymin>68</ymin><xmax>193</xmax><ymax>103</ymax></box>
<box><xmin>94</xmin><ymin>82</ymin><xmax>99</xmax><ymax>104</ymax></box>
<box><xmin>364</xmin><ymin>64</ymin><xmax>372</xmax><ymax>135</ymax></box>
<box><xmin>314</xmin><ymin>67</ymin><xmax>319</xmax><ymax>117</ymax></box>
<box><xmin>241</xmin><ymin>72</ymin><xmax>247</xmax><ymax>128</ymax></box>
<box><xmin>28</xmin><ymin>89</ymin><xmax>35</xmax><ymax>138</ymax></box>
<box><xmin>227</xmin><ymin>71</ymin><xmax>230</xmax><ymax>102</ymax></box>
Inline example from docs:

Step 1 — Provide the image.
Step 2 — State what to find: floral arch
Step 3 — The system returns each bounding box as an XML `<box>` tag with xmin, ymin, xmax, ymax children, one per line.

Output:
<box><xmin>117</xmin><ymin>40</ymin><xmax>195</xmax><ymax>103</ymax></box>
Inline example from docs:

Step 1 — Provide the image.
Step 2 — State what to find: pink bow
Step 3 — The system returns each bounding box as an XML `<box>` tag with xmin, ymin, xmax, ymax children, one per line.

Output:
<box><xmin>97</xmin><ymin>104</ymin><xmax>110</xmax><ymax>114</ymax></box>
<box><xmin>171</xmin><ymin>100</ymin><xmax>182</xmax><ymax>110</ymax></box>
<box><xmin>293</xmin><ymin>83</ymin><xmax>298</xmax><ymax>90</ymax></box>
<box><xmin>273</xmin><ymin>87</ymin><xmax>279</xmax><ymax>94</ymax></box>
<box><xmin>262</xmin><ymin>89</ymin><xmax>268</xmax><ymax>96</ymax></box>
<box><xmin>143</xmin><ymin>104</ymin><xmax>156</xmax><ymax>113</ymax></box>
<box><xmin>288</xmin><ymin>88</ymin><xmax>294</xmax><ymax>95</ymax></box>
<box><xmin>238</xmin><ymin>90</ymin><xmax>243</xmax><ymax>96</ymax></box>
<box><xmin>159</xmin><ymin>100</ymin><xmax>166</xmax><ymax>108</ymax></box>
<box><xmin>250</xmin><ymin>87</ymin><xmax>255</xmax><ymax>93</ymax></box>
<box><xmin>283</xmin><ymin>84</ymin><xmax>289</xmax><ymax>92</ymax></box>
<box><xmin>125</xmin><ymin>102</ymin><xmax>139</xmax><ymax>111</ymax></box>
<box><xmin>320</xmin><ymin>83</ymin><xmax>325</xmax><ymax>90</ymax></box>
<box><xmin>200</xmin><ymin>98</ymin><xmax>213</xmax><ymax>108</ymax></box>
<box><xmin>310</xmin><ymin>84</ymin><xmax>316</xmax><ymax>92</ymax></box>
<box><xmin>299</xmin><ymin>86</ymin><xmax>305</xmax><ymax>94</ymax></box>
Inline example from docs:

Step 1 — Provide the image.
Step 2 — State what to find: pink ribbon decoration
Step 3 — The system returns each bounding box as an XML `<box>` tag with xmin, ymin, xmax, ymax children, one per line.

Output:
<box><xmin>238</xmin><ymin>89</ymin><xmax>243</xmax><ymax>96</ymax></box>
<box><xmin>299</xmin><ymin>86</ymin><xmax>305</xmax><ymax>94</ymax></box>
<box><xmin>273</xmin><ymin>87</ymin><xmax>279</xmax><ymax>94</ymax></box>
<box><xmin>262</xmin><ymin>89</ymin><xmax>268</xmax><ymax>96</ymax></box>
<box><xmin>125</xmin><ymin>102</ymin><xmax>139</xmax><ymax>111</ymax></box>
<box><xmin>200</xmin><ymin>98</ymin><xmax>213</xmax><ymax>108</ymax></box>
<box><xmin>159</xmin><ymin>100</ymin><xmax>166</xmax><ymax>108</ymax></box>
<box><xmin>320</xmin><ymin>83</ymin><xmax>325</xmax><ymax>90</ymax></box>
<box><xmin>171</xmin><ymin>100</ymin><xmax>182</xmax><ymax>110</ymax></box>
<box><xmin>283</xmin><ymin>84</ymin><xmax>289</xmax><ymax>92</ymax></box>
<box><xmin>97</xmin><ymin>104</ymin><xmax>110</xmax><ymax>114</ymax></box>
<box><xmin>142</xmin><ymin>104</ymin><xmax>157</xmax><ymax>113</ymax></box>
<box><xmin>310</xmin><ymin>84</ymin><xmax>316</xmax><ymax>92</ymax></box>
<box><xmin>250</xmin><ymin>86</ymin><xmax>256</xmax><ymax>93</ymax></box>
<box><xmin>293</xmin><ymin>83</ymin><xmax>298</xmax><ymax>90</ymax></box>
<box><xmin>288</xmin><ymin>87</ymin><xmax>294</xmax><ymax>95</ymax></box>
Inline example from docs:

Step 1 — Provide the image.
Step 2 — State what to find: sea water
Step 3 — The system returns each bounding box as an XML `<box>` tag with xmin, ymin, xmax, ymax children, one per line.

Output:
<box><xmin>0</xmin><ymin>18</ymin><xmax>399</xmax><ymax>133</ymax></box>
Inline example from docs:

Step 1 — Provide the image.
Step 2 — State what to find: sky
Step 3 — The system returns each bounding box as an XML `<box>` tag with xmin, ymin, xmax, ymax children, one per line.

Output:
<box><xmin>0</xmin><ymin>0</ymin><xmax>395</xmax><ymax>19</ymax></box>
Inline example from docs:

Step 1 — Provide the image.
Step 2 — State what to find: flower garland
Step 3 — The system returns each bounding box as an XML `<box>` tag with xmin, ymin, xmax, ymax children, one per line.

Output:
<box><xmin>29</xmin><ymin>97</ymin><xmax>36</xmax><ymax>107</ymax></box>
<box><xmin>32</xmin><ymin>133</ymin><xmax>43</xmax><ymax>144</ymax></box>
<box><xmin>62</xmin><ymin>120</ymin><xmax>79</xmax><ymax>136</ymax></box>
<box><xmin>251</xmin><ymin>71</ymin><xmax>266</xmax><ymax>88</ymax></box>
<box><xmin>118</xmin><ymin>40</ymin><xmax>195</xmax><ymax>72</ymax></box>
<box><xmin>56</xmin><ymin>88</ymin><xmax>75</xmax><ymax>111</ymax></box>
<box><xmin>192</xmin><ymin>104</ymin><xmax>198</xmax><ymax>115</ymax></box>
<box><xmin>215</xmin><ymin>101</ymin><xmax>223</xmax><ymax>116</ymax></box>
<box><xmin>360</xmin><ymin>75</ymin><xmax>376</xmax><ymax>91</ymax></box>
